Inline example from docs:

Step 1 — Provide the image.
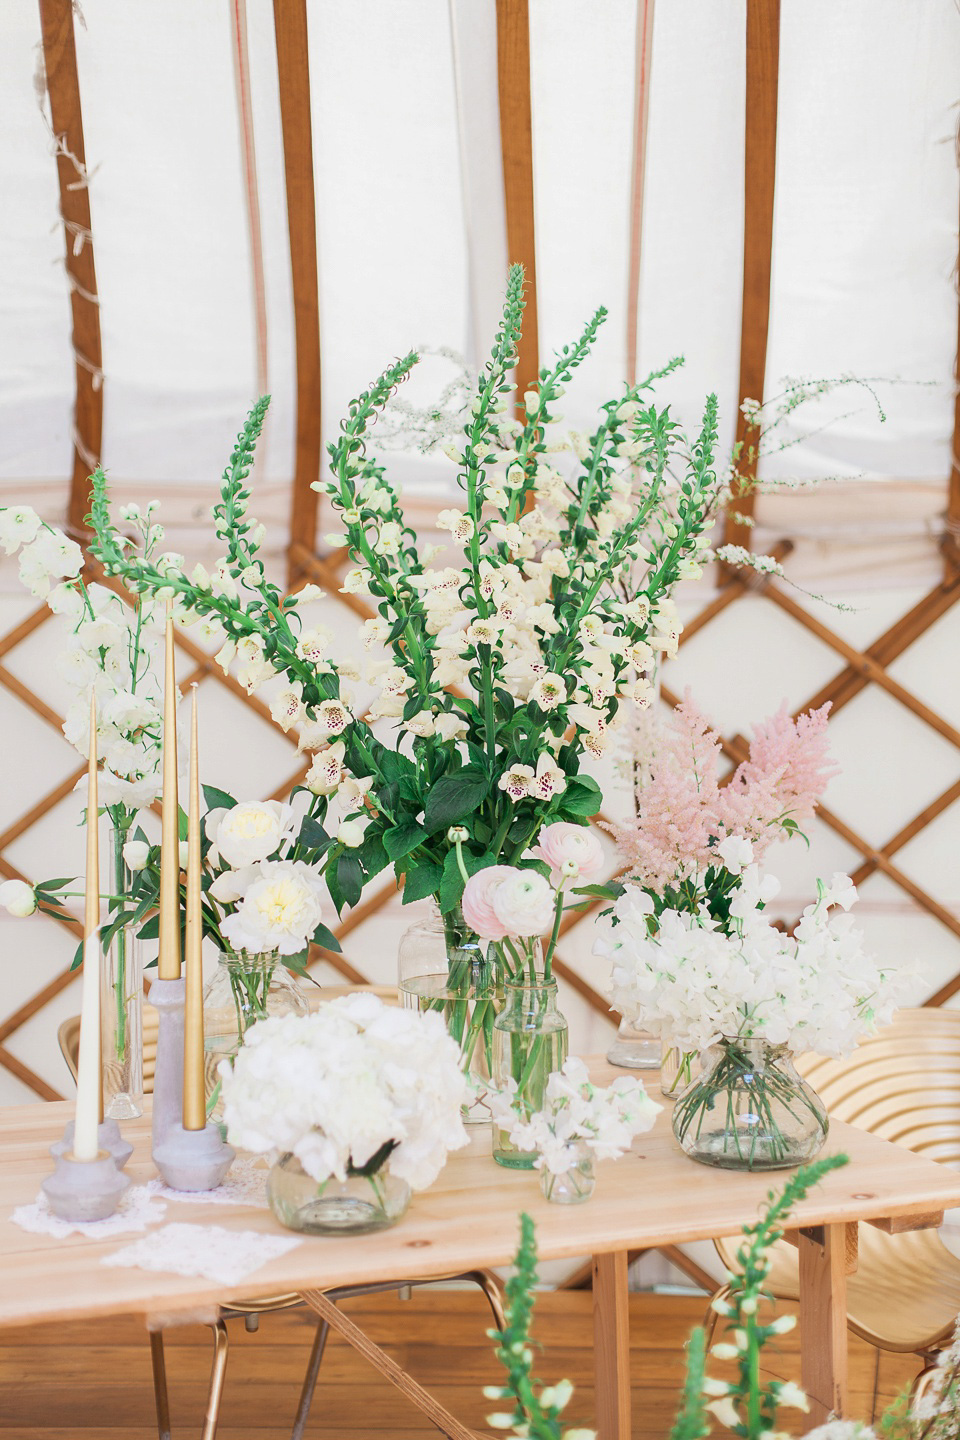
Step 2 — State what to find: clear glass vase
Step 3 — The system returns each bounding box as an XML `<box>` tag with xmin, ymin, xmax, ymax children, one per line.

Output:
<box><xmin>606</xmin><ymin>1016</ymin><xmax>661</xmax><ymax>1070</ymax></box>
<box><xmin>203</xmin><ymin>951</ymin><xmax>308</xmax><ymax>1119</ymax></box>
<box><xmin>398</xmin><ymin>906</ymin><xmax>504</xmax><ymax>1124</ymax></box>
<box><xmin>660</xmin><ymin>1038</ymin><xmax>700</xmax><ymax>1098</ymax></box>
<box><xmin>101</xmin><ymin>819</ymin><xmax>143</xmax><ymax>1119</ymax></box>
<box><xmin>540</xmin><ymin>1141</ymin><xmax>596</xmax><ymax>1204</ymax></box>
<box><xmin>267</xmin><ymin>1151</ymin><xmax>411</xmax><ymax>1234</ymax></box>
<box><xmin>492</xmin><ymin>976</ymin><xmax>568</xmax><ymax>1170</ymax></box>
<box><xmin>672</xmin><ymin>1037</ymin><xmax>829</xmax><ymax>1171</ymax></box>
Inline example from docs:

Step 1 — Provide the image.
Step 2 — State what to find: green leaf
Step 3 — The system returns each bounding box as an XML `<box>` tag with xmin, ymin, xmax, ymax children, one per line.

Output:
<box><xmin>423</xmin><ymin>766</ymin><xmax>490</xmax><ymax>834</ymax></box>
<box><xmin>438</xmin><ymin>848</ymin><xmax>497</xmax><ymax>912</ymax></box>
<box><xmin>336</xmin><ymin>853</ymin><xmax>364</xmax><ymax>909</ymax></box>
<box><xmin>282</xmin><ymin>949</ymin><xmax>309</xmax><ymax>976</ymax></box>
<box><xmin>299</xmin><ymin>815</ymin><xmax>333</xmax><ymax>852</ymax></box>
<box><xmin>557</xmin><ymin>777</ymin><xmax>602</xmax><ymax>818</ymax></box>
<box><xmin>356</xmin><ymin>832</ymin><xmax>389</xmax><ymax>882</ymax></box>
<box><xmin>177</xmin><ymin>805</ymin><xmax>189</xmax><ymax>842</ymax></box>
<box><xmin>383</xmin><ymin>823</ymin><xmax>423</xmax><ymax>861</ymax></box>
<box><xmin>311</xmin><ymin>921</ymin><xmax>342</xmax><ymax>954</ymax></box>
<box><xmin>401</xmin><ymin>862</ymin><xmax>443</xmax><ymax>905</ymax></box>
<box><xmin>138</xmin><ymin>916</ymin><xmax>160</xmax><ymax>941</ymax></box>
<box><xmin>69</xmin><ymin>939</ymin><xmax>84</xmax><ymax>972</ymax></box>
<box><xmin>202</xmin><ymin>785</ymin><xmax>237</xmax><ymax>813</ymax></box>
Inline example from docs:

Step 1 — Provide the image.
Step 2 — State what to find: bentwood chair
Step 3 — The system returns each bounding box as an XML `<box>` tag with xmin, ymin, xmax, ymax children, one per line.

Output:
<box><xmin>705</xmin><ymin>1008</ymin><xmax>960</xmax><ymax>1389</ymax></box>
<box><xmin>59</xmin><ymin>985</ymin><xmax>506</xmax><ymax>1440</ymax></box>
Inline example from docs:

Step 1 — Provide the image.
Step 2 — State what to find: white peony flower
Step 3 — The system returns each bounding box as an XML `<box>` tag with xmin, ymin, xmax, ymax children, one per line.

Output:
<box><xmin>220</xmin><ymin>859</ymin><xmax>325</xmax><ymax>956</ymax></box>
<box><xmin>0</xmin><ymin>879</ymin><xmax>37</xmax><ymax>917</ymax></box>
<box><xmin>209</xmin><ymin>801</ymin><xmax>298</xmax><ymax>868</ymax></box>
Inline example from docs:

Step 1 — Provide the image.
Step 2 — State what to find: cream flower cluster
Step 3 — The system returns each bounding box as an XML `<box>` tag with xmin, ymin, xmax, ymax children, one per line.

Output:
<box><xmin>220</xmin><ymin>993</ymin><xmax>468</xmax><ymax>1190</ymax></box>
<box><xmin>1</xmin><ymin>504</ymin><xmax>171</xmax><ymax>808</ymax></box>
<box><xmin>489</xmin><ymin>1057</ymin><xmax>661</xmax><ymax>1174</ymax></box>
<box><xmin>598</xmin><ymin>852</ymin><xmax>912</xmax><ymax>1057</ymax></box>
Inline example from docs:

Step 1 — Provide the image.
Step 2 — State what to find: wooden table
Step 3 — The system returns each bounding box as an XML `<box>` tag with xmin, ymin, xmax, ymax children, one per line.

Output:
<box><xmin>3</xmin><ymin>1062</ymin><xmax>960</xmax><ymax>1439</ymax></box>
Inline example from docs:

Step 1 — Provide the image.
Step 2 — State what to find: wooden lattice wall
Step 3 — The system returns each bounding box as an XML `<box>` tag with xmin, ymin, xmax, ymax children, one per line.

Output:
<box><xmin>3</xmin><ymin>0</ymin><xmax>959</xmax><ymax>1101</ymax></box>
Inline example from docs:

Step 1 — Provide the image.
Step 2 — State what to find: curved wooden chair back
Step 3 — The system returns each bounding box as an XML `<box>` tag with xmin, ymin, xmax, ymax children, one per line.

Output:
<box><xmin>57</xmin><ymin>983</ymin><xmax>401</xmax><ymax>1093</ymax></box>
<box><xmin>713</xmin><ymin>1008</ymin><xmax>960</xmax><ymax>1356</ymax></box>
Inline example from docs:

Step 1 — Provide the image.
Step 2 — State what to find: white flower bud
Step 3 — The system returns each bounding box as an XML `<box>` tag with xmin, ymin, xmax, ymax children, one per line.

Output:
<box><xmin>0</xmin><ymin>879</ymin><xmax>37</xmax><ymax>917</ymax></box>
<box><xmin>337</xmin><ymin>819</ymin><xmax>366</xmax><ymax>849</ymax></box>
<box><xmin>122</xmin><ymin>840</ymin><xmax>151</xmax><ymax>872</ymax></box>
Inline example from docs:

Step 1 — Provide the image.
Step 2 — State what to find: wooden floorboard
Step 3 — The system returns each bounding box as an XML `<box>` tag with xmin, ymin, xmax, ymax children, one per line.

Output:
<box><xmin>0</xmin><ymin>1291</ymin><xmax>919</xmax><ymax>1436</ymax></box>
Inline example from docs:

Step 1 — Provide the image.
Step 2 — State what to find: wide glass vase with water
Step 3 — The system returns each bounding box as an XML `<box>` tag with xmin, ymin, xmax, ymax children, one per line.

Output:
<box><xmin>267</xmin><ymin>1151</ymin><xmax>410</xmax><ymax>1235</ymax></box>
<box><xmin>398</xmin><ymin>906</ymin><xmax>504</xmax><ymax>1123</ymax></box>
<box><xmin>672</xmin><ymin>1037</ymin><xmax>828</xmax><ymax>1170</ymax></box>
<box><xmin>202</xmin><ymin>950</ymin><xmax>308</xmax><ymax>1118</ymax></box>
<box><xmin>492</xmin><ymin>969</ymin><xmax>568</xmax><ymax>1169</ymax></box>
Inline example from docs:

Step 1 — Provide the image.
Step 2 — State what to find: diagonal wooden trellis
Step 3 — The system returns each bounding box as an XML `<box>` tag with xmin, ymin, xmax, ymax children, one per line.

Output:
<box><xmin>4</xmin><ymin>0</ymin><xmax>959</xmax><ymax>1100</ymax></box>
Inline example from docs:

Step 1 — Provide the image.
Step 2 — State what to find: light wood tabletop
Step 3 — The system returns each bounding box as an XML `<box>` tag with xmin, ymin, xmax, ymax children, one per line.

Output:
<box><xmin>3</xmin><ymin>1059</ymin><xmax>960</xmax><ymax>1437</ymax></box>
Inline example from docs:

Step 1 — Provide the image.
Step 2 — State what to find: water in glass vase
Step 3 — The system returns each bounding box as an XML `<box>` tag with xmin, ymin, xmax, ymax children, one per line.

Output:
<box><xmin>202</xmin><ymin>951</ymin><xmax>308</xmax><ymax>1122</ymax></box>
<box><xmin>492</xmin><ymin>979</ymin><xmax>568</xmax><ymax>1169</ymax></box>
<box><xmin>398</xmin><ymin>908</ymin><xmax>502</xmax><ymax>1124</ymax></box>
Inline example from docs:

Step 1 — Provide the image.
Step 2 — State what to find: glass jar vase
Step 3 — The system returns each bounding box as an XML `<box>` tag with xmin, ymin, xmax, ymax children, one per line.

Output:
<box><xmin>398</xmin><ymin>906</ymin><xmax>504</xmax><ymax>1124</ymax></box>
<box><xmin>203</xmin><ymin>951</ymin><xmax>308</xmax><ymax>1117</ymax></box>
<box><xmin>101</xmin><ymin>818</ymin><xmax>143</xmax><ymax>1119</ymax></box>
<box><xmin>492</xmin><ymin>977</ymin><xmax>568</xmax><ymax>1169</ymax></box>
<box><xmin>540</xmin><ymin>1141</ymin><xmax>596</xmax><ymax>1204</ymax></box>
<box><xmin>660</xmin><ymin>1038</ymin><xmax>699</xmax><ymax>1098</ymax></box>
<box><xmin>267</xmin><ymin>1152</ymin><xmax>411</xmax><ymax>1234</ymax></box>
<box><xmin>672</xmin><ymin>1037</ymin><xmax>829</xmax><ymax>1171</ymax></box>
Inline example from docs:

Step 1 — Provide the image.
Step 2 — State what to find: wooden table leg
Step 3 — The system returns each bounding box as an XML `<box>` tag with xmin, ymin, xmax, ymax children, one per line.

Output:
<box><xmin>798</xmin><ymin>1223</ymin><xmax>849</xmax><ymax>1423</ymax></box>
<box><xmin>593</xmin><ymin>1251</ymin><xmax>631</xmax><ymax>1440</ymax></box>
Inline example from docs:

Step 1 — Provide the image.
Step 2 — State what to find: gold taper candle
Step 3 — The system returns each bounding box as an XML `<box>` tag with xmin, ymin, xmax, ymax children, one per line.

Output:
<box><xmin>158</xmin><ymin>602</ymin><xmax>181</xmax><ymax>979</ymax></box>
<box><xmin>73</xmin><ymin>692</ymin><xmax>101</xmax><ymax>1162</ymax></box>
<box><xmin>183</xmin><ymin>686</ymin><xmax>205</xmax><ymax>1130</ymax></box>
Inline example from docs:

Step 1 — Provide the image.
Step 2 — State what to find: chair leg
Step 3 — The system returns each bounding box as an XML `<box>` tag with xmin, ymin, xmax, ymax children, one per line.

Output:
<box><xmin>703</xmin><ymin>1283</ymin><xmax>733</xmax><ymax>1350</ymax></box>
<box><xmin>201</xmin><ymin>1320</ymin><xmax>230</xmax><ymax>1440</ymax></box>
<box><xmin>149</xmin><ymin>1330</ymin><xmax>172</xmax><ymax>1440</ymax></box>
<box><xmin>910</xmin><ymin>1350</ymin><xmax>944</xmax><ymax>1410</ymax></box>
<box><xmin>290</xmin><ymin>1319</ymin><xmax>330</xmax><ymax>1440</ymax></box>
<box><xmin>465</xmin><ymin>1268</ymin><xmax>507</xmax><ymax>1332</ymax></box>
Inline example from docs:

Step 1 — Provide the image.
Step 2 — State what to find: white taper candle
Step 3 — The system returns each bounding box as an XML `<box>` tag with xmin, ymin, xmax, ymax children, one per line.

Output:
<box><xmin>73</xmin><ymin>692</ymin><xmax>101</xmax><ymax>1162</ymax></box>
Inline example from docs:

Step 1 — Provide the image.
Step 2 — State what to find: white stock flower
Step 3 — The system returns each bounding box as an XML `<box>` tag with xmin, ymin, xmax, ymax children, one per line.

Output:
<box><xmin>209</xmin><ymin>801</ymin><xmax>297</xmax><ymax>868</ymax></box>
<box><xmin>220</xmin><ymin>859</ymin><xmax>325</xmax><ymax>956</ymax></box>
<box><xmin>0</xmin><ymin>879</ymin><xmax>37</xmax><ymax>917</ymax></box>
<box><xmin>0</xmin><ymin>506</ymin><xmax>41</xmax><ymax>554</ymax></box>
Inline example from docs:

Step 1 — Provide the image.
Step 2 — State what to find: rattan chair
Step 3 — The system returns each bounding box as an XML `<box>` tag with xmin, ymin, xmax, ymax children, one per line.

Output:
<box><xmin>59</xmin><ymin>985</ymin><xmax>505</xmax><ymax>1440</ymax></box>
<box><xmin>706</xmin><ymin>1008</ymin><xmax>960</xmax><ymax>1383</ymax></box>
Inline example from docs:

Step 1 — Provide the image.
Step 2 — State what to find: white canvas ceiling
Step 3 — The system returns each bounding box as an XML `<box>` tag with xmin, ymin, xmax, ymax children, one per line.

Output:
<box><xmin>2</xmin><ymin>0</ymin><xmax>958</xmax><ymax>544</ymax></box>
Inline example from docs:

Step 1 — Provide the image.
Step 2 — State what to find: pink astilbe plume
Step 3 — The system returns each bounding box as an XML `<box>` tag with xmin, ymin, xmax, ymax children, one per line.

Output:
<box><xmin>610</xmin><ymin>695</ymin><xmax>836</xmax><ymax>886</ymax></box>
<box><xmin>718</xmin><ymin>702</ymin><xmax>837</xmax><ymax>859</ymax></box>
<box><xmin>608</xmin><ymin>697</ymin><xmax>723</xmax><ymax>889</ymax></box>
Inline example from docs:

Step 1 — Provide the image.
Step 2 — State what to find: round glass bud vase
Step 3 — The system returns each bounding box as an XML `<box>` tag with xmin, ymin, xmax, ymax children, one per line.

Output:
<box><xmin>203</xmin><ymin>951</ymin><xmax>308</xmax><ymax>1117</ymax></box>
<box><xmin>672</xmin><ymin>1037</ymin><xmax>829</xmax><ymax>1171</ymax></box>
<box><xmin>540</xmin><ymin>1141</ymin><xmax>595</xmax><ymax>1205</ymax></box>
<box><xmin>492</xmin><ymin>975</ymin><xmax>568</xmax><ymax>1170</ymax></box>
<box><xmin>267</xmin><ymin>1152</ymin><xmax>411</xmax><ymax>1235</ymax></box>
<box><xmin>101</xmin><ymin>820</ymin><xmax>144</xmax><ymax>1119</ymax></box>
<box><xmin>398</xmin><ymin>906</ymin><xmax>503</xmax><ymax>1125</ymax></box>
<box><xmin>660</xmin><ymin>1038</ymin><xmax>700</xmax><ymax>1098</ymax></box>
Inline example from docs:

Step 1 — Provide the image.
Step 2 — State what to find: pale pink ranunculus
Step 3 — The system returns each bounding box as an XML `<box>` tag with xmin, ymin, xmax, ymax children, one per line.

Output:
<box><xmin>461</xmin><ymin>865</ymin><xmax>518</xmax><ymax>941</ymax></box>
<box><xmin>533</xmin><ymin>822</ymin><xmax>605</xmax><ymax>883</ymax></box>
<box><xmin>491</xmin><ymin>870</ymin><xmax>556</xmax><ymax>938</ymax></box>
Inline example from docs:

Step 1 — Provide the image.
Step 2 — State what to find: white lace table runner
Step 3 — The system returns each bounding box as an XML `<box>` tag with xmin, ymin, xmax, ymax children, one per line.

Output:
<box><xmin>11</xmin><ymin>1184</ymin><xmax>167</xmax><ymax>1240</ymax></box>
<box><xmin>102</xmin><ymin>1222</ymin><xmax>301</xmax><ymax>1286</ymax></box>
<box><xmin>148</xmin><ymin>1156</ymin><xmax>270</xmax><ymax>1209</ymax></box>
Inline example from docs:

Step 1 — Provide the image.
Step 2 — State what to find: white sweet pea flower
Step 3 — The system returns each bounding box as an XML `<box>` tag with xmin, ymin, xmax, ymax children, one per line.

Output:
<box><xmin>716</xmin><ymin>835</ymin><xmax>753</xmax><ymax>875</ymax></box>
<box><xmin>0</xmin><ymin>879</ymin><xmax>37</xmax><ymax>917</ymax></box>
